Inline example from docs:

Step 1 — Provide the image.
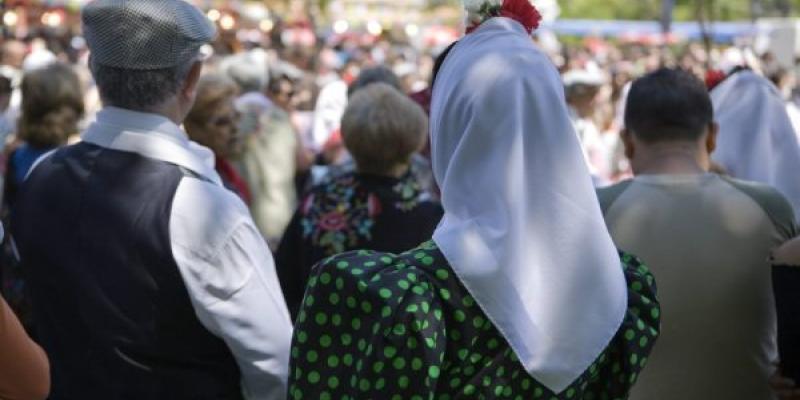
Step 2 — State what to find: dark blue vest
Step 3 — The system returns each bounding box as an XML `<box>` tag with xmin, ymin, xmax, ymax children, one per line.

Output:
<box><xmin>11</xmin><ymin>142</ymin><xmax>242</xmax><ymax>400</ymax></box>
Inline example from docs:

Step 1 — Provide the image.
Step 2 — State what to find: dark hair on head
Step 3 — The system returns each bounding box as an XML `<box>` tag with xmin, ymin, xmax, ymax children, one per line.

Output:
<box><xmin>268</xmin><ymin>74</ymin><xmax>293</xmax><ymax>94</ymax></box>
<box><xmin>19</xmin><ymin>62</ymin><xmax>85</xmax><ymax>148</ymax></box>
<box><xmin>767</xmin><ymin>66</ymin><xmax>789</xmax><ymax>87</ymax></box>
<box><xmin>431</xmin><ymin>41</ymin><xmax>458</xmax><ymax>89</ymax></box>
<box><xmin>348</xmin><ymin>66</ymin><xmax>401</xmax><ymax>97</ymax></box>
<box><xmin>625</xmin><ymin>68</ymin><xmax>713</xmax><ymax>143</ymax></box>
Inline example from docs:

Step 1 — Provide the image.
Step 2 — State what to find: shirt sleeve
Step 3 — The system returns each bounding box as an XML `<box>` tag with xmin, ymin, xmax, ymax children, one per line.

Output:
<box><xmin>595</xmin><ymin>180</ymin><xmax>634</xmax><ymax>216</ymax></box>
<box><xmin>583</xmin><ymin>252</ymin><xmax>660</xmax><ymax>397</ymax></box>
<box><xmin>287</xmin><ymin>255</ymin><xmax>446</xmax><ymax>399</ymax></box>
<box><xmin>359</xmin><ymin>280</ymin><xmax>446</xmax><ymax>398</ymax></box>
<box><xmin>0</xmin><ymin>296</ymin><xmax>50</xmax><ymax>400</ymax></box>
<box><xmin>721</xmin><ymin>176</ymin><xmax>799</xmax><ymax>240</ymax></box>
<box><xmin>170</xmin><ymin>177</ymin><xmax>293</xmax><ymax>400</ymax></box>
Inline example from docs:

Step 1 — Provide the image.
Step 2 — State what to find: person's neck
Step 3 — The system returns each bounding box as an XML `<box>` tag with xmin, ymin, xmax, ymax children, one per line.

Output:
<box><xmin>357</xmin><ymin>164</ymin><xmax>410</xmax><ymax>179</ymax></box>
<box><xmin>140</xmin><ymin>98</ymin><xmax>185</xmax><ymax>125</ymax></box>
<box><xmin>633</xmin><ymin>143</ymin><xmax>708</xmax><ymax>176</ymax></box>
<box><xmin>570</xmin><ymin>104</ymin><xmax>593</xmax><ymax>119</ymax></box>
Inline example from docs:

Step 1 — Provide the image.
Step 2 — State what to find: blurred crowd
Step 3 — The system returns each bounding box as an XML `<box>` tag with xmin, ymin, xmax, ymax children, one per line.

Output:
<box><xmin>3</xmin><ymin>3</ymin><xmax>800</xmax><ymax>398</ymax></box>
<box><xmin>3</xmin><ymin>6</ymin><xmax>800</xmax><ymax>319</ymax></box>
<box><xmin>0</xmin><ymin>21</ymin><xmax>449</xmax><ymax>245</ymax></box>
<box><xmin>4</xmin><ymin>17</ymin><xmax>799</xmax><ymax>207</ymax></box>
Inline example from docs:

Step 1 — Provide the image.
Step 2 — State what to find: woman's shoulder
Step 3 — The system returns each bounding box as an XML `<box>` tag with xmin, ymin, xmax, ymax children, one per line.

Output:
<box><xmin>314</xmin><ymin>241</ymin><xmax>446</xmax><ymax>283</ymax></box>
<box><xmin>616</xmin><ymin>249</ymin><xmax>660</xmax><ymax>341</ymax></box>
<box><xmin>416</xmin><ymin>200</ymin><xmax>444</xmax><ymax>220</ymax></box>
<box><xmin>305</xmin><ymin>170</ymin><xmax>358</xmax><ymax>194</ymax></box>
<box><xmin>297</xmin><ymin>242</ymin><xmax>450</xmax><ymax>334</ymax></box>
<box><xmin>308</xmin><ymin>242</ymin><xmax>449</xmax><ymax>302</ymax></box>
<box><xmin>297</xmin><ymin>172</ymin><xmax>361</xmax><ymax>215</ymax></box>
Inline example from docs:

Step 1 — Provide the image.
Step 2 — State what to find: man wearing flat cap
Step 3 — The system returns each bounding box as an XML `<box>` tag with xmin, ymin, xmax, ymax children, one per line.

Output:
<box><xmin>10</xmin><ymin>1</ymin><xmax>292</xmax><ymax>399</ymax></box>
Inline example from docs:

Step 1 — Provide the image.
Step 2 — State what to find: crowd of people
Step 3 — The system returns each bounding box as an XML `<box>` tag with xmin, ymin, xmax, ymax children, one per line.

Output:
<box><xmin>1</xmin><ymin>0</ymin><xmax>800</xmax><ymax>399</ymax></box>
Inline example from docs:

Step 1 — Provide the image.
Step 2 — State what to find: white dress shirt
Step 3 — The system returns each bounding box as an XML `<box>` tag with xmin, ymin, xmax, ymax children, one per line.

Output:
<box><xmin>78</xmin><ymin>107</ymin><xmax>293</xmax><ymax>400</ymax></box>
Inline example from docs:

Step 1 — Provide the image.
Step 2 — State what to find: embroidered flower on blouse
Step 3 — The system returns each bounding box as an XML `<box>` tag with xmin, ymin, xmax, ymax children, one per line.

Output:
<box><xmin>393</xmin><ymin>177</ymin><xmax>424</xmax><ymax>212</ymax></box>
<box><xmin>318</xmin><ymin>211</ymin><xmax>348</xmax><ymax>231</ymax></box>
<box><xmin>705</xmin><ymin>69</ymin><xmax>727</xmax><ymax>91</ymax></box>
<box><xmin>300</xmin><ymin>172</ymin><xmax>425</xmax><ymax>256</ymax></box>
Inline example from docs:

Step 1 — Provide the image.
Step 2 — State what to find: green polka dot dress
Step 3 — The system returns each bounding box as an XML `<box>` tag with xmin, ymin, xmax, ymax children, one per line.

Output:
<box><xmin>288</xmin><ymin>241</ymin><xmax>660</xmax><ymax>399</ymax></box>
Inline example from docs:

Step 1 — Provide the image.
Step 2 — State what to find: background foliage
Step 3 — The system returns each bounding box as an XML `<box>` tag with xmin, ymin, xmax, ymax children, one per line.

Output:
<box><xmin>558</xmin><ymin>0</ymin><xmax>799</xmax><ymax>21</ymax></box>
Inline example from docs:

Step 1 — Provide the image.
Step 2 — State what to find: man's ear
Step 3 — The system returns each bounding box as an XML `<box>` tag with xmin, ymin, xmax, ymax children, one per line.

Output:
<box><xmin>706</xmin><ymin>122</ymin><xmax>719</xmax><ymax>155</ymax></box>
<box><xmin>621</xmin><ymin>128</ymin><xmax>635</xmax><ymax>160</ymax></box>
<box><xmin>181</xmin><ymin>61</ymin><xmax>203</xmax><ymax>101</ymax></box>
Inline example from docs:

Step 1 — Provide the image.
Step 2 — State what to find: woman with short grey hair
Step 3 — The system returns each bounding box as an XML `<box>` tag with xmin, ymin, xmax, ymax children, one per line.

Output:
<box><xmin>342</xmin><ymin>82</ymin><xmax>428</xmax><ymax>177</ymax></box>
<box><xmin>275</xmin><ymin>83</ymin><xmax>443</xmax><ymax>318</ymax></box>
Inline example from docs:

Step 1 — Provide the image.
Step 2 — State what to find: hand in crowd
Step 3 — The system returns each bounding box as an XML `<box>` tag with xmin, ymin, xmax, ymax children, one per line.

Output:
<box><xmin>771</xmin><ymin>370</ymin><xmax>800</xmax><ymax>399</ymax></box>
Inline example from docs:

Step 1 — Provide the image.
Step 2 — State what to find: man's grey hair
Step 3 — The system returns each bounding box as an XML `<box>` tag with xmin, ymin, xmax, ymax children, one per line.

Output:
<box><xmin>90</xmin><ymin>54</ymin><xmax>197</xmax><ymax>111</ymax></box>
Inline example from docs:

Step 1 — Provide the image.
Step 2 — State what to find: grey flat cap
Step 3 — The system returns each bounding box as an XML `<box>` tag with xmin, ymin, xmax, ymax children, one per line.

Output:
<box><xmin>83</xmin><ymin>0</ymin><xmax>215</xmax><ymax>70</ymax></box>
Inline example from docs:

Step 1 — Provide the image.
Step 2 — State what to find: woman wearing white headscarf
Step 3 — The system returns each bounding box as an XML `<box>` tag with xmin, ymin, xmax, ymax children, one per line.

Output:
<box><xmin>711</xmin><ymin>69</ymin><xmax>800</xmax><ymax>218</ymax></box>
<box><xmin>287</xmin><ymin>1</ymin><xmax>659</xmax><ymax>398</ymax></box>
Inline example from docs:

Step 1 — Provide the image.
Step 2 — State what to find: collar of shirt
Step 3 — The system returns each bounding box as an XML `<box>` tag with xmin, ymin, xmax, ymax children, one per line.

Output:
<box><xmin>633</xmin><ymin>173</ymin><xmax>716</xmax><ymax>185</ymax></box>
<box><xmin>81</xmin><ymin>107</ymin><xmax>222</xmax><ymax>186</ymax></box>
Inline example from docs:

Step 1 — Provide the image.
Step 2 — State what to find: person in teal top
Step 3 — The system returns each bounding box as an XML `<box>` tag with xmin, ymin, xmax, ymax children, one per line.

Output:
<box><xmin>288</xmin><ymin>0</ymin><xmax>660</xmax><ymax>398</ymax></box>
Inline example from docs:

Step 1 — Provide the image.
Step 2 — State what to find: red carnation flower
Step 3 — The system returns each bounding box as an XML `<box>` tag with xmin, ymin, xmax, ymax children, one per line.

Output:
<box><xmin>500</xmin><ymin>0</ymin><xmax>542</xmax><ymax>33</ymax></box>
<box><xmin>705</xmin><ymin>69</ymin><xmax>727</xmax><ymax>91</ymax></box>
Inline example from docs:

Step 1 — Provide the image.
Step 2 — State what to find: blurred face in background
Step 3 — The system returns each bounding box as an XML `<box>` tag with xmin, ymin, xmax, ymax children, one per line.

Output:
<box><xmin>1</xmin><ymin>41</ymin><xmax>26</xmax><ymax>69</ymax></box>
<box><xmin>185</xmin><ymin>75</ymin><xmax>241</xmax><ymax>158</ymax></box>
<box><xmin>204</xmin><ymin>100</ymin><xmax>241</xmax><ymax>157</ymax></box>
<box><xmin>566</xmin><ymin>83</ymin><xmax>602</xmax><ymax>118</ymax></box>
<box><xmin>268</xmin><ymin>77</ymin><xmax>295</xmax><ymax>112</ymax></box>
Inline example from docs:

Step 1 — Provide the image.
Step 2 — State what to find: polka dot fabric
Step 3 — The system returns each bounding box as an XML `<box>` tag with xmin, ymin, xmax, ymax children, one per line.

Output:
<box><xmin>288</xmin><ymin>241</ymin><xmax>659</xmax><ymax>399</ymax></box>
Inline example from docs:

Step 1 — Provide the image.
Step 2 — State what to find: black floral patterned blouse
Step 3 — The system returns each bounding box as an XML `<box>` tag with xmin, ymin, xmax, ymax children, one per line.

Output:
<box><xmin>276</xmin><ymin>171</ymin><xmax>443</xmax><ymax>319</ymax></box>
<box><xmin>288</xmin><ymin>241</ymin><xmax>660</xmax><ymax>400</ymax></box>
